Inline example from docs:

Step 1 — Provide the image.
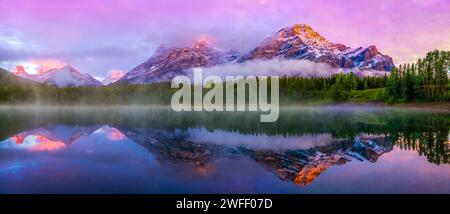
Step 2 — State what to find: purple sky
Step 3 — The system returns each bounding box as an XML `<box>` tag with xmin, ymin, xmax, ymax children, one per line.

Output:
<box><xmin>0</xmin><ymin>0</ymin><xmax>449</xmax><ymax>78</ymax></box>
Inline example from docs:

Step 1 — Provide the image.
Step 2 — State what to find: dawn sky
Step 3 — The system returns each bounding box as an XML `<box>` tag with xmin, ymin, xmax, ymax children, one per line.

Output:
<box><xmin>0</xmin><ymin>0</ymin><xmax>449</xmax><ymax>78</ymax></box>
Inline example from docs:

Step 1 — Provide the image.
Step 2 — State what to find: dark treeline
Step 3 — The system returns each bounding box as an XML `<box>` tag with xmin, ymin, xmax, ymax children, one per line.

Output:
<box><xmin>279</xmin><ymin>74</ymin><xmax>386</xmax><ymax>102</ymax></box>
<box><xmin>385</xmin><ymin>50</ymin><xmax>449</xmax><ymax>103</ymax></box>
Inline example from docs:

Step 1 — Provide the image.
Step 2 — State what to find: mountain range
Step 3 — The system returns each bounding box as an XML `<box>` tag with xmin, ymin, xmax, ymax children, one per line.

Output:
<box><xmin>116</xmin><ymin>41</ymin><xmax>240</xmax><ymax>84</ymax></box>
<box><xmin>117</xmin><ymin>23</ymin><xmax>394</xmax><ymax>84</ymax></box>
<box><xmin>8</xmin><ymin>24</ymin><xmax>395</xmax><ymax>87</ymax></box>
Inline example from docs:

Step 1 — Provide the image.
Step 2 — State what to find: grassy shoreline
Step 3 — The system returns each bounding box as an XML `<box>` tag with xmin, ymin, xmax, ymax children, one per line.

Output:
<box><xmin>0</xmin><ymin>83</ymin><xmax>448</xmax><ymax>112</ymax></box>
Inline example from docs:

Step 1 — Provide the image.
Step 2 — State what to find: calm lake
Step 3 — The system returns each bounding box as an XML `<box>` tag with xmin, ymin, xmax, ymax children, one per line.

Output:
<box><xmin>0</xmin><ymin>106</ymin><xmax>449</xmax><ymax>193</ymax></box>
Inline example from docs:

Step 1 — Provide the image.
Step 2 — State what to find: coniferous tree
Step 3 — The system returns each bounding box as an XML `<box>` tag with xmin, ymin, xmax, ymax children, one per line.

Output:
<box><xmin>387</xmin><ymin>50</ymin><xmax>449</xmax><ymax>102</ymax></box>
<box><xmin>386</xmin><ymin>67</ymin><xmax>401</xmax><ymax>102</ymax></box>
<box><xmin>404</xmin><ymin>69</ymin><xmax>415</xmax><ymax>101</ymax></box>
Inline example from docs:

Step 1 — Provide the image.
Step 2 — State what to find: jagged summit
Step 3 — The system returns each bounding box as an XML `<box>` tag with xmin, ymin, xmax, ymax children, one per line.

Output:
<box><xmin>240</xmin><ymin>24</ymin><xmax>394</xmax><ymax>71</ymax></box>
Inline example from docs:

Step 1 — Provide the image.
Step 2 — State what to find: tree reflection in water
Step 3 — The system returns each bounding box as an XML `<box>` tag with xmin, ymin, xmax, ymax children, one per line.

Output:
<box><xmin>0</xmin><ymin>106</ymin><xmax>448</xmax><ymax>188</ymax></box>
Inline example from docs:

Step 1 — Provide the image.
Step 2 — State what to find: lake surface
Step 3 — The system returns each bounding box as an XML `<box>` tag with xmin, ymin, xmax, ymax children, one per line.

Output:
<box><xmin>0</xmin><ymin>106</ymin><xmax>449</xmax><ymax>194</ymax></box>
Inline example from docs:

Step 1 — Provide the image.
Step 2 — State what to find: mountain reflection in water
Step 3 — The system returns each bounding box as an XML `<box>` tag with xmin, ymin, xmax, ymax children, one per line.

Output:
<box><xmin>0</xmin><ymin>106</ymin><xmax>449</xmax><ymax>193</ymax></box>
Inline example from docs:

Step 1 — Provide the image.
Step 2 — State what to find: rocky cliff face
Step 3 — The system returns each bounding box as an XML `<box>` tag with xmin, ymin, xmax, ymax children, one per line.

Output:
<box><xmin>117</xmin><ymin>40</ymin><xmax>239</xmax><ymax>84</ymax></box>
<box><xmin>102</xmin><ymin>70</ymin><xmax>126</xmax><ymax>85</ymax></box>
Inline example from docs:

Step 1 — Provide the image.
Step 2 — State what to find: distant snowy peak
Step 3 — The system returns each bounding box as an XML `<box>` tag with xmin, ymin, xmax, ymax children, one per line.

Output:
<box><xmin>14</xmin><ymin>65</ymin><xmax>102</xmax><ymax>87</ymax></box>
<box><xmin>117</xmin><ymin>23</ymin><xmax>395</xmax><ymax>84</ymax></box>
<box><xmin>102</xmin><ymin>70</ymin><xmax>126</xmax><ymax>85</ymax></box>
<box><xmin>240</xmin><ymin>24</ymin><xmax>394</xmax><ymax>71</ymax></box>
<box><xmin>117</xmin><ymin>40</ymin><xmax>240</xmax><ymax>84</ymax></box>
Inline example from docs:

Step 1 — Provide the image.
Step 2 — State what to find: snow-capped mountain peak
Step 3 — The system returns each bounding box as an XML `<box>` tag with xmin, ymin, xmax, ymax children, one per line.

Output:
<box><xmin>116</xmin><ymin>42</ymin><xmax>240</xmax><ymax>84</ymax></box>
<box><xmin>240</xmin><ymin>23</ymin><xmax>394</xmax><ymax>71</ymax></box>
<box><xmin>102</xmin><ymin>70</ymin><xmax>126</xmax><ymax>85</ymax></box>
<box><xmin>116</xmin><ymin>23</ymin><xmax>395</xmax><ymax>84</ymax></box>
<box><xmin>13</xmin><ymin>65</ymin><xmax>28</xmax><ymax>75</ymax></box>
<box><xmin>277</xmin><ymin>24</ymin><xmax>330</xmax><ymax>46</ymax></box>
